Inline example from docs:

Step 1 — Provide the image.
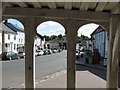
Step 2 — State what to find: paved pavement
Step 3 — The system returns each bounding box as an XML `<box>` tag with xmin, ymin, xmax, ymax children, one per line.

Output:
<box><xmin>2</xmin><ymin>63</ymin><xmax>119</xmax><ymax>90</ymax></box>
<box><xmin>2</xmin><ymin>49</ymin><xmax>120</xmax><ymax>89</ymax></box>
<box><xmin>9</xmin><ymin>63</ymin><xmax>120</xmax><ymax>89</ymax></box>
<box><xmin>10</xmin><ymin>64</ymin><xmax>107</xmax><ymax>89</ymax></box>
<box><xmin>36</xmin><ymin>70</ymin><xmax>106</xmax><ymax>88</ymax></box>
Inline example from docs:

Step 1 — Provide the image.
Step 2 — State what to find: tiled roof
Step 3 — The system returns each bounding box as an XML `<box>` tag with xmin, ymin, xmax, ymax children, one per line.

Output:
<box><xmin>90</xmin><ymin>26</ymin><xmax>105</xmax><ymax>36</ymax></box>
<box><xmin>36</xmin><ymin>33</ymin><xmax>44</xmax><ymax>40</ymax></box>
<box><xmin>4</xmin><ymin>22</ymin><xmax>24</xmax><ymax>33</ymax></box>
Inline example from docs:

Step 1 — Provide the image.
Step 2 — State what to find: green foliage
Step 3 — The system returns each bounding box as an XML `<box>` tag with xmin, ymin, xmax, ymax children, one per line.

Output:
<box><xmin>58</xmin><ymin>34</ymin><xmax>63</xmax><ymax>40</ymax></box>
<box><xmin>44</xmin><ymin>35</ymin><xmax>50</xmax><ymax>41</ymax></box>
<box><xmin>44</xmin><ymin>34</ymin><xmax>64</xmax><ymax>41</ymax></box>
<box><xmin>77</xmin><ymin>34</ymin><xmax>90</xmax><ymax>43</ymax></box>
<box><xmin>50</xmin><ymin>35</ymin><xmax>58</xmax><ymax>40</ymax></box>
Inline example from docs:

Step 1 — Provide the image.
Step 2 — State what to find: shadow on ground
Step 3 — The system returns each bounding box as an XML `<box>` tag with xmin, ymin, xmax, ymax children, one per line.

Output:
<box><xmin>76</xmin><ymin>65</ymin><xmax>120</xmax><ymax>88</ymax></box>
<box><xmin>76</xmin><ymin>64</ymin><xmax>107</xmax><ymax>80</ymax></box>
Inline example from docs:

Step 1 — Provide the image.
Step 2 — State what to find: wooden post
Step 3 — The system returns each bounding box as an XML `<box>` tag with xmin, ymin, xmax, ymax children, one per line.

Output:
<box><xmin>66</xmin><ymin>20</ymin><xmax>77</xmax><ymax>89</ymax></box>
<box><xmin>107</xmin><ymin>15</ymin><xmax>119</xmax><ymax>89</ymax></box>
<box><xmin>25</xmin><ymin>17</ymin><xmax>36</xmax><ymax>89</ymax></box>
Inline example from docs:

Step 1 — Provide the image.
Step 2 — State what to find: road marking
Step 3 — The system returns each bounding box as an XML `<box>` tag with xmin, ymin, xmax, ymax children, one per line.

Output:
<box><xmin>38</xmin><ymin>70</ymin><xmax>66</xmax><ymax>83</ymax></box>
<box><xmin>9</xmin><ymin>70</ymin><xmax>66</xmax><ymax>89</ymax></box>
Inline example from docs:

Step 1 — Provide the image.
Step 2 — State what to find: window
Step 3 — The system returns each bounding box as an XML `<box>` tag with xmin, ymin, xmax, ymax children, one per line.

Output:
<box><xmin>14</xmin><ymin>35</ymin><xmax>16</xmax><ymax>40</ymax></box>
<box><xmin>19</xmin><ymin>39</ymin><xmax>20</xmax><ymax>43</ymax></box>
<box><xmin>5</xmin><ymin>43</ymin><xmax>8</xmax><ymax>47</ymax></box>
<box><xmin>14</xmin><ymin>44</ymin><xmax>16</xmax><ymax>50</ymax></box>
<box><xmin>8</xmin><ymin>34</ymin><xmax>10</xmax><ymax>40</ymax></box>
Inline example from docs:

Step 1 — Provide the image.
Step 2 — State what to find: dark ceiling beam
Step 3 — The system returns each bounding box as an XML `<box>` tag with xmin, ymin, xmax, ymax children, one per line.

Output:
<box><xmin>3</xmin><ymin>7</ymin><xmax>110</xmax><ymax>22</ymax></box>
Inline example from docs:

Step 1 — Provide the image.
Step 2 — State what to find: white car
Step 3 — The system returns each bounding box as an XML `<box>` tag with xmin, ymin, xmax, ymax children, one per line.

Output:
<box><xmin>36</xmin><ymin>50</ymin><xmax>44</xmax><ymax>56</ymax></box>
<box><xmin>39</xmin><ymin>50</ymin><xmax>44</xmax><ymax>55</ymax></box>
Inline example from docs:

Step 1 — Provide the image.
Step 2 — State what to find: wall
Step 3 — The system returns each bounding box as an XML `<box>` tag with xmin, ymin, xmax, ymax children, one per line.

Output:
<box><xmin>4</xmin><ymin>33</ymin><xmax>17</xmax><ymax>52</ymax></box>
<box><xmin>95</xmin><ymin>31</ymin><xmax>106</xmax><ymax>57</ymax></box>
<box><xmin>17</xmin><ymin>32</ymin><xmax>25</xmax><ymax>46</ymax></box>
<box><xmin>0</xmin><ymin>32</ymin><xmax>25</xmax><ymax>53</ymax></box>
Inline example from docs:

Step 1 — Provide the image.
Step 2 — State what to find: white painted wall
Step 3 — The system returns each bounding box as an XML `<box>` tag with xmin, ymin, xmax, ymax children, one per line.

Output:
<box><xmin>4</xmin><ymin>33</ymin><xmax>17</xmax><ymax>52</ymax></box>
<box><xmin>0</xmin><ymin>32</ymin><xmax>25</xmax><ymax>53</ymax></box>
<box><xmin>34</xmin><ymin>37</ymin><xmax>46</xmax><ymax>50</ymax></box>
<box><xmin>17</xmin><ymin>32</ymin><xmax>25</xmax><ymax>45</ymax></box>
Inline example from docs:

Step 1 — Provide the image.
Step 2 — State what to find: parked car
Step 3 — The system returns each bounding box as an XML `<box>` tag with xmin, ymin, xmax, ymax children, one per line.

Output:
<box><xmin>18</xmin><ymin>51</ymin><xmax>25</xmax><ymax>58</ymax></box>
<box><xmin>39</xmin><ymin>50</ymin><xmax>44</xmax><ymax>56</ymax></box>
<box><xmin>35</xmin><ymin>51</ymin><xmax>38</xmax><ymax>57</ymax></box>
<box><xmin>36</xmin><ymin>50</ymin><xmax>44</xmax><ymax>56</ymax></box>
<box><xmin>1</xmin><ymin>51</ymin><xmax>20</xmax><ymax>60</ymax></box>
<box><xmin>52</xmin><ymin>49</ymin><xmax>58</xmax><ymax>53</ymax></box>
<box><xmin>43</xmin><ymin>49</ymin><xmax>51</xmax><ymax>55</ymax></box>
<box><xmin>48</xmin><ymin>49</ymin><xmax>53</xmax><ymax>54</ymax></box>
<box><xmin>43</xmin><ymin>50</ymin><xmax>48</xmax><ymax>55</ymax></box>
<box><xmin>76</xmin><ymin>50</ymin><xmax>79</xmax><ymax>55</ymax></box>
<box><xmin>58</xmin><ymin>49</ymin><xmax>63</xmax><ymax>52</ymax></box>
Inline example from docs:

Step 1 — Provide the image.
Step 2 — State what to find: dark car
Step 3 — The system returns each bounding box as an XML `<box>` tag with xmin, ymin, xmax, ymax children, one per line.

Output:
<box><xmin>43</xmin><ymin>50</ymin><xmax>49</xmax><ymax>55</ymax></box>
<box><xmin>1</xmin><ymin>51</ymin><xmax>19</xmax><ymax>60</ymax></box>
<box><xmin>18</xmin><ymin>51</ymin><xmax>25</xmax><ymax>58</ymax></box>
<box><xmin>43</xmin><ymin>49</ymin><xmax>52</xmax><ymax>55</ymax></box>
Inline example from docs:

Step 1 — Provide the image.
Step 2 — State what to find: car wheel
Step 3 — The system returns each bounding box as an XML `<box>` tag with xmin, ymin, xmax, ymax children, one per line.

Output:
<box><xmin>9</xmin><ymin>57</ymin><xmax>12</xmax><ymax>60</ymax></box>
<box><xmin>17</xmin><ymin>56</ymin><xmax>20</xmax><ymax>59</ymax></box>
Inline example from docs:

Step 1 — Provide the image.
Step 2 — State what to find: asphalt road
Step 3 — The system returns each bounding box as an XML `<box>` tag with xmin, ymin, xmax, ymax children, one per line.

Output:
<box><xmin>2</xmin><ymin>50</ymin><xmax>120</xmax><ymax>88</ymax></box>
<box><xmin>2</xmin><ymin>50</ymin><xmax>67</xmax><ymax>88</ymax></box>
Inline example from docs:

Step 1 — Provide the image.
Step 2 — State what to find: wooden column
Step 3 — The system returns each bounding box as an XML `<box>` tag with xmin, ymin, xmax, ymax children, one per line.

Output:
<box><xmin>0</xmin><ymin>2</ymin><xmax>2</xmax><ymax>89</ymax></box>
<box><xmin>107</xmin><ymin>15</ymin><xmax>119</xmax><ymax>89</ymax></box>
<box><xmin>65</xmin><ymin>20</ymin><xmax>77</xmax><ymax>89</ymax></box>
<box><xmin>24</xmin><ymin>17</ymin><xmax>36</xmax><ymax>89</ymax></box>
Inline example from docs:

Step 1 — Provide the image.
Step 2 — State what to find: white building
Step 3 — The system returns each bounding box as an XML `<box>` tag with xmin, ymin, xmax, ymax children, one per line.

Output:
<box><xmin>35</xmin><ymin>33</ymin><xmax>45</xmax><ymax>51</ymax></box>
<box><xmin>0</xmin><ymin>20</ymin><xmax>46</xmax><ymax>53</ymax></box>
<box><xmin>16</xmin><ymin>32</ymin><xmax>25</xmax><ymax>52</ymax></box>
<box><xmin>4</xmin><ymin>33</ymin><xmax>17</xmax><ymax>52</ymax></box>
<box><xmin>0</xmin><ymin>21</ymin><xmax>25</xmax><ymax>53</ymax></box>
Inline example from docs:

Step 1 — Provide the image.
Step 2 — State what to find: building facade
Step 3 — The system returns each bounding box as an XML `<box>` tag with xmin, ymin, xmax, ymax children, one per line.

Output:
<box><xmin>91</xmin><ymin>26</ymin><xmax>107</xmax><ymax>58</ymax></box>
<box><xmin>35</xmin><ymin>33</ymin><xmax>45</xmax><ymax>51</ymax></box>
<box><xmin>0</xmin><ymin>21</ymin><xmax>25</xmax><ymax>53</ymax></box>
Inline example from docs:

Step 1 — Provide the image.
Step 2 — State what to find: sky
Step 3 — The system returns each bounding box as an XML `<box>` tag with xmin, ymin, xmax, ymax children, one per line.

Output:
<box><xmin>8</xmin><ymin>19</ymin><xmax>99</xmax><ymax>37</ymax></box>
<box><xmin>8</xmin><ymin>19</ymin><xmax>24</xmax><ymax>29</ymax></box>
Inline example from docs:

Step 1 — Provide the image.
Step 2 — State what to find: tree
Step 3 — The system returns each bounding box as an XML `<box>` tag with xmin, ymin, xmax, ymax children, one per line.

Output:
<box><xmin>76</xmin><ymin>36</ymin><xmax>81</xmax><ymax>43</ymax></box>
<box><xmin>76</xmin><ymin>34</ymin><xmax>90</xmax><ymax>43</ymax></box>
<box><xmin>58</xmin><ymin>34</ymin><xmax>63</xmax><ymax>40</ymax></box>
<box><xmin>44</xmin><ymin>35</ymin><xmax>50</xmax><ymax>41</ymax></box>
<box><xmin>50</xmin><ymin>35</ymin><xmax>58</xmax><ymax>40</ymax></box>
